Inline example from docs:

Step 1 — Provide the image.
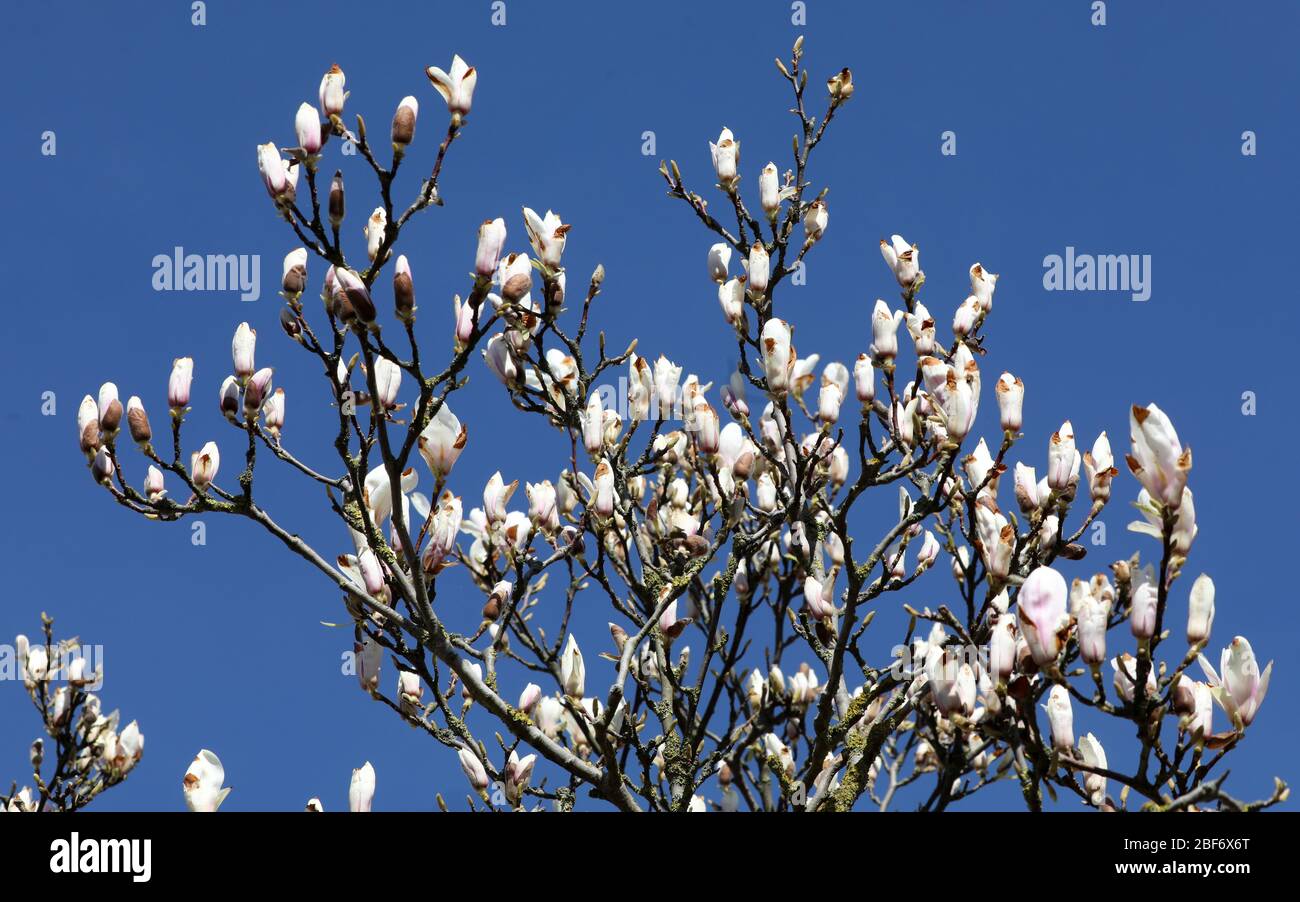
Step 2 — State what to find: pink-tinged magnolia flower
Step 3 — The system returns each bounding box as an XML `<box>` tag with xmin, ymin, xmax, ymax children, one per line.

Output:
<box><xmin>1047</xmin><ymin>421</ymin><xmax>1077</xmax><ymax>491</ymax></box>
<box><xmin>1082</xmin><ymin>431</ymin><xmax>1118</xmax><ymax>503</ymax></box>
<box><xmin>319</xmin><ymin>64</ymin><xmax>346</xmax><ymax>117</ymax></box>
<box><xmin>522</xmin><ymin>207</ymin><xmax>568</xmax><ymax>268</ymax></box>
<box><xmin>91</xmin><ymin>446</ymin><xmax>114</xmax><ymax>485</ymax></box>
<box><xmin>1198</xmin><ymin>636</ymin><xmax>1272</xmax><ymax>728</ymax></box>
<box><xmin>803</xmin><ymin>575</ymin><xmax>837</xmax><ymax>622</ymax></box>
<box><xmin>397</xmin><ymin>670</ymin><xmax>423</xmax><ymax>710</ymax></box>
<box><xmin>231</xmin><ymin>323</ymin><xmax>256</xmax><ymax>382</ymax></box>
<box><xmin>504</xmin><ymin>749</ymin><xmax>536</xmax><ymax>804</ymax></box>
<box><xmin>761</xmin><ymin>318</ymin><xmax>795</xmax><ymax>395</ymax></box>
<box><xmin>391</xmin><ymin>95</ymin><xmax>418</xmax><ymax>148</ymax></box>
<box><xmin>718</xmin><ymin>277</ymin><xmax>745</xmax><ymax>326</ymax></box>
<box><xmin>1111</xmin><ymin>653</ymin><xmax>1156</xmax><ymax>703</ymax></box>
<box><xmin>746</xmin><ymin>242</ymin><xmax>770</xmax><ymax>297</ymax></box>
<box><xmin>561</xmin><ymin>634</ymin><xmax>585</xmax><ymax>698</ymax></box>
<box><xmin>372</xmin><ymin>357</ymin><xmax>402</xmax><ymax>411</ymax></box>
<box><xmin>244</xmin><ymin>368</ymin><xmax>274</xmax><ymax>415</ymax></box>
<box><xmin>483</xmin><ymin>334</ymin><xmax>519</xmax><ymax>387</ymax></box>
<box><xmin>518</xmin><ymin>682</ymin><xmax>542</xmax><ymax>714</ymax></box>
<box><xmin>1126</xmin><ymin>403</ymin><xmax>1191</xmax><ymax>510</ymax></box>
<box><xmin>853</xmin><ymin>353</ymin><xmax>875</xmax><ymax>403</ymax></box>
<box><xmin>168</xmin><ymin>357</ymin><xmax>194</xmax><ymax>413</ymax></box>
<box><xmin>421</xmin><ymin>491</ymin><xmax>462</xmax><ymax>574</ymax></box>
<box><xmin>356</xmin><ymin>547</ymin><xmax>385</xmax><ymax>596</ymax></box>
<box><xmin>969</xmin><ymin>262</ymin><xmax>998</xmax><ymax>311</ymax></box>
<box><xmin>692</xmin><ymin>399</ymin><xmax>720</xmax><ymax>454</ymax></box>
<box><xmin>334</xmin><ymin>267</ymin><xmax>377</xmax><ymax>323</ymax></box>
<box><xmin>709</xmin><ymin>127</ymin><xmax>740</xmax><ymax>187</ymax></box>
<box><xmin>191</xmin><ymin>441</ymin><xmax>220</xmax><ymax>490</ymax></box>
<box><xmin>592</xmin><ymin>460</ymin><xmax>617</xmax><ymax>518</ymax></box>
<box><xmin>1128</xmin><ymin>486</ymin><xmax>1198</xmax><ymax>554</ymax></box>
<box><xmin>1045</xmin><ymin>685</ymin><xmax>1074</xmax><ymax>752</ymax></box>
<box><xmin>927</xmin><ymin>649</ymin><xmax>976</xmax><ymax>718</ymax></box>
<box><xmin>1073</xmin><ymin>581</ymin><xmax>1110</xmax><ymax>668</ymax></box>
<box><xmin>97</xmin><ymin>382</ymin><xmax>122</xmax><ymax>436</ymax></box>
<box><xmin>526</xmin><ymin>480</ymin><xmax>559</xmax><ymax>534</ymax></box>
<box><xmin>869</xmin><ymin>300</ymin><xmax>904</xmax><ymax>363</ymax></box>
<box><xmin>144</xmin><ymin>464</ymin><xmax>166</xmax><ymax>502</ymax></box>
<box><xmin>425</xmin><ymin>55</ymin><xmax>476</xmax><ymax>120</ymax></box>
<box><xmin>803</xmin><ymin>199</ymin><xmax>828</xmax><ymax>241</ymax></box>
<box><xmin>916</xmin><ymin>530</ymin><xmax>940</xmax><ymax>570</ymax></box>
<box><xmin>995</xmin><ymin>373</ymin><xmax>1023</xmax><ymax>432</ymax></box>
<box><xmin>77</xmin><ymin>394</ymin><xmax>101</xmax><ymax>460</ymax></box>
<box><xmin>417</xmin><ymin>402</ymin><xmax>466</xmax><ymax>478</ymax></box>
<box><xmin>482</xmin><ymin>471</ymin><xmax>518</xmax><ymax>526</ymax></box>
<box><xmin>183</xmin><ymin>749</ymin><xmax>231</xmax><ymax>812</ymax></box>
<box><xmin>879</xmin><ymin>234</ymin><xmax>920</xmax><ymax>287</ymax></box>
<box><xmin>1187</xmin><ymin>574</ymin><xmax>1215</xmax><ymax>646</ymax></box>
<box><xmin>658</xmin><ymin>597</ymin><xmax>692</xmax><ymax>641</ymax></box>
<box><xmin>364</xmin><ymin>208</ymin><xmax>388</xmax><ymax>262</ymax></box>
<box><xmin>904</xmin><ymin>303</ymin><xmax>936</xmax><ymax>356</ymax></box>
<box><xmin>295</xmin><ymin>101</ymin><xmax>322</xmax><ymax>154</ymax></box>
<box><xmin>707</xmin><ymin>242</ymin><xmax>732</xmax><ymax>283</ymax></box>
<box><xmin>1129</xmin><ymin>581</ymin><xmax>1158</xmax><ymax>641</ymax></box>
<box><xmin>1017</xmin><ymin>566</ymin><xmax>1069</xmax><ymax>667</ymax></box>
<box><xmin>759</xmin><ymin>162</ymin><xmax>783</xmax><ymax>217</ymax></box>
<box><xmin>476</xmin><ymin>217</ymin><xmax>507</xmax><ymax>278</ymax></box>
<box><xmin>348</xmin><ymin>761</ymin><xmax>375</xmax><ymax>812</ymax></box>
<box><xmin>1077</xmin><ymin>733</ymin><xmax>1107</xmax><ymax>806</ymax></box>
<box><xmin>939</xmin><ymin>367</ymin><xmax>978</xmax><ymax>442</ymax></box>
<box><xmin>988</xmin><ymin>617</ymin><xmax>1017</xmax><ymax>682</ymax></box>
<box><xmin>582</xmin><ymin>392</ymin><xmax>605</xmax><ymax>456</ymax></box>
<box><xmin>502</xmin><ymin>510</ymin><xmax>533</xmax><ymax>555</ymax></box>
<box><xmin>952</xmin><ymin>295</ymin><xmax>980</xmax><ymax>337</ymax></box>
<box><xmin>355</xmin><ymin>634</ymin><xmax>381</xmax><ymax>692</ymax></box>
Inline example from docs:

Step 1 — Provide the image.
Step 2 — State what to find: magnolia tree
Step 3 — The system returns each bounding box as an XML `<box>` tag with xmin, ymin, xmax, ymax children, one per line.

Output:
<box><xmin>1</xmin><ymin>618</ymin><xmax>144</xmax><ymax>812</ymax></box>
<box><xmin>62</xmin><ymin>39</ymin><xmax>1285</xmax><ymax>813</ymax></box>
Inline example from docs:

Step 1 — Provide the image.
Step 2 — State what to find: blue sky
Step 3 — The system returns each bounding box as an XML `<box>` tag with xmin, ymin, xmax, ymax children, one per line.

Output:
<box><xmin>2</xmin><ymin>0</ymin><xmax>1297</xmax><ymax>811</ymax></box>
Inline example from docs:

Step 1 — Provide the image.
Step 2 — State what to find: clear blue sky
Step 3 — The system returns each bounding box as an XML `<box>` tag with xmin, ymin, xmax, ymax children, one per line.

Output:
<box><xmin>2</xmin><ymin>0</ymin><xmax>1296</xmax><ymax>811</ymax></box>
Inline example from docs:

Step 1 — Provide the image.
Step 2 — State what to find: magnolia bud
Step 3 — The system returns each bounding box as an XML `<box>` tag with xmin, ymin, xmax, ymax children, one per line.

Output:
<box><xmin>91</xmin><ymin>446</ymin><xmax>115</xmax><ymax>485</ymax></box>
<box><xmin>348</xmin><ymin>761</ymin><xmax>375</xmax><ymax>812</ymax></box>
<box><xmin>232</xmin><ymin>322</ymin><xmax>256</xmax><ymax>382</ymax></box>
<box><xmin>759</xmin><ymin>162</ymin><xmax>780</xmax><ymax>217</ymax></box>
<box><xmin>1187</xmin><ymin>574</ymin><xmax>1215</xmax><ymax>646</ymax></box>
<box><xmin>709</xmin><ymin>127</ymin><xmax>740</xmax><ymax>188</ymax></box>
<box><xmin>560</xmin><ymin>634</ymin><xmax>585</xmax><ymax>698</ymax></box>
<box><xmin>364</xmin><ymin>208</ymin><xmax>387</xmax><ymax>263</ymax></box>
<box><xmin>803</xmin><ymin>199</ymin><xmax>828</xmax><ymax>241</ymax></box>
<box><xmin>1126</xmin><ymin>403</ymin><xmax>1191</xmax><ymax>510</ymax></box>
<box><xmin>761</xmin><ymin>318</ymin><xmax>794</xmax><ymax>395</ymax></box>
<box><xmin>995</xmin><ymin>373</ymin><xmax>1023</xmax><ymax>432</ymax></box>
<box><xmin>827</xmin><ymin>67</ymin><xmax>854</xmax><ymax>100</ymax></box>
<box><xmin>853</xmin><ymin>353</ymin><xmax>875</xmax><ymax>403</ymax></box>
<box><xmin>263</xmin><ymin>388</ymin><xmax>286</xmax><ymax>438</ymax></box>
<box><xmin>1045</xmin><ymin>684</ymin><xmax>1074</xmax><ymax>752</ymax></box>
<box><xmin>97</xmin><ymin>382</ymin><xmax>122</xmax><ymax>436</ymax></box>
<box><xmin>295</xmin><ymin>102</ymin><xmax>322</xmax><ymax>155</ymax></box>
<box><xmin>126</xmin><ymin>396</ymin><xmax>151</xmax><ymax>446</ymax></box>
<box><xmin>391</xmin><ymin>95</ymin><xmax>418</xmax><ymax>149</ymax></box>
<box><xmin>376</xmin><ymin>263</ymin><xmax>409</xmax><ymax>331</ymax></box>
<box><xmin>282</xmin><ymin>247</ymin><xmax>308</xmax><ymax>297</ymax></box>
<box><xmin>78</xmin><ymin>394</ymin><xmax>101</xmax><ymax>460</ymax></box>
<box><xmin>329</xmin><ymin>170</ymin><xmax>345</xmax><ymax>228</ymax></box>
<box><xmin>319</xmin><ymin>64</ymin><xmax>346</xmax><ymax>118</ymax></box>
<box><xmin>244</xmin><ymin>368</ymin><xmax>274</xmax><ymax>414</ymax></box>
<box><xmin>707</xmin><ymin>242</ymin><xmax>732</xmax><ymax>283</ymax></box>
<box><xmin>334</xmin><ymin>268</ymin><xmax>377</xmax><ymax>323</ymax></box>
<box><xmin>869</xmin><ymin>300</ymin><xmax>903</xmax><ymax>362</ymax></box>
<box><xmin>747</xmin><ymin>242</ymin><xmax>770</xmax><ymax>297</ymax></box>
<box><xmin>1047</xmin><ymin>421</ymin><xmax>1076</xmax><ymax>491</ymax></box>
<box><xmin>219</xmin><ymin>376</ymin><xmax>241</xmax><ymax>423</ymax></box>
<box><xmin>475</xmin><ymin>217</ymin><xmax>507</xmax><ymax>278</ymax></box>
<box><xmin>144</xmin><ymin>465</ymin><xmax>166</xmax><ymax>502</ymax></box>
<box><xmin>168</xmin><ymin>357</ymin><xmax>194</xmax><ymax>412</ymax></box>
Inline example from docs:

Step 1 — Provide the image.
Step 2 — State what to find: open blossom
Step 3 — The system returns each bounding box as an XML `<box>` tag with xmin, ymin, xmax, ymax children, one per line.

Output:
<box><xmin>183</xmin><ymin>749</ymin><xmax>231</xmax><ymax>812</ymax></box>
<box><xmin>709</xmin><ymin>127</ymin><xmax>739</xmax><ymax>187</ymax></box>
<box><xmin>1126</xmin><ymin>403</ymin><xmax>1191</xmax><ymax>509</ymax></box>
<box><xmin>483</xmin><ymin>471</ymin><xmax>518</xmax><ymax>526</ymax></box>
<box><xmin>969</xmin><ymin>262</ymin><xmax>998</xmax><ymax>310</ymax></box>
<box><xmin>365</xmin><ymin>208</ymin><xmax>388</xmax><ymax>262</ymax></box>
<box><xmin>1017</xmin><ymin>566</ymin><xmax>1069</xmax><ymax>666</ymax></box>
<box><xmin>425</xmin><ymin>54</ymin><xmax>476</xmax><ymax>119</ymax></box>
<box><xmin>1077</xmin><ymin>733</ymin><xmax>1107</xmax><ymax>806</ymax></box>
<box><xmin>1199</xmin><ymin>637</ymin><xmax>1272</xmax><ymax>728</ymax></box>
<box><xmin>1082</xmin><ymin>431</ymin><xmax>1118</xmax><ymax>503</ymax></box>
<box><xmin>191</xmin><ymin>441</ymin><xmax>220</xmax><ymax>490</ymax></box>
<box><xmin>1129</xmin><ymin>486</ymin><xmax>1197</xmax><ymax>554</ymax></box>
<box><xmin>879</xmin><ymin>234</ymin><xmax>919</xmax><ymax>287</ymax></box>
<box><xmin>417</xmin><ymin>402</ymin><xmax>467</xmax><ymax>477</ymax></box>
<box><xmin>523</xmin><ymin>207</ymin><xmax>568</xmax><ymax>268</ymax></box>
